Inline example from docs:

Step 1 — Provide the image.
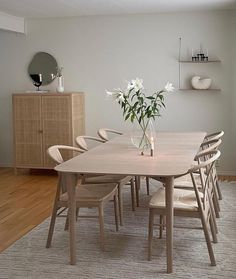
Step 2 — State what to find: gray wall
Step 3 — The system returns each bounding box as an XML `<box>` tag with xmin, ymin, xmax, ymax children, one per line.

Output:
<box><xmin>229</xmin><ymin>11</ymin><xmax>236</xmax><ymax>173</ymax></box>
<box><xmin>0</xmin><ymin>10</ymin><xmax>235</xmax><ymax>173</ymax></box>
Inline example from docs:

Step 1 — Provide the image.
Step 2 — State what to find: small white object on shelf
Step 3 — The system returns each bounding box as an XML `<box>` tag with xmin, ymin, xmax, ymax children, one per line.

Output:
<box><xmin>56</xmin><ymin>66</ymin><xmax>64</xmax><ymax>93</ymax></box>
<box><xmin>191</xmin><ymin>76</ymin><xmax>212</xmax><ymax>90</ymax></box>
<box><xmin>56</xmin><ymin>76</ymin><xmax>64</xmax><ymax>93</ymax></box>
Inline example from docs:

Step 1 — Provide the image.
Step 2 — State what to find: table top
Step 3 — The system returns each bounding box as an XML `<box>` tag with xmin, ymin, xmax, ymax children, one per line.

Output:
<box><xmin>55</xmin><ymin>132</ymin><xmax>206</xmax><ymax>177</ymax></box>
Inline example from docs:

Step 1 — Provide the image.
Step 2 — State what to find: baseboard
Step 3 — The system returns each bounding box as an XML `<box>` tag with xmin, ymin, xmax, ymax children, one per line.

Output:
<box><xmin>218</xmin><ymin>170</ymin><xmax>236</xmax><ymax>176</ymax></box>
<box><xmin>0</xmin><ymin>163</ymin><xmax>13</xmax><ymax>168</ymax></box>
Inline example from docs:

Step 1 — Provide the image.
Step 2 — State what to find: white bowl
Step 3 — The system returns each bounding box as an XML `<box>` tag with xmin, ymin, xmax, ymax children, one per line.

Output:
<box><xmin>191</xmin><ymin>76</ymin><xmax>212</xmax><ymax>90</ymax></box>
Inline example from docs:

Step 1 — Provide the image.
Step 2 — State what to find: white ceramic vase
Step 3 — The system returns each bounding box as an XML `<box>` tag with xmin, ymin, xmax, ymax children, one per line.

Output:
<box><xmin>56</xmin><ymin>76</ymin><xmax>64</xmax><ymax>93</ymax></box>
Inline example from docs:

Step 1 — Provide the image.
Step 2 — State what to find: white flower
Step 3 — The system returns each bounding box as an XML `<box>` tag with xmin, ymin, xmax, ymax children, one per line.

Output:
<box><xmin>106</xmin><ymin>90</ymin><xmax>119</xmax><ymax>101</ymax></box>
<box><xmin>132</xmin><ymin>78</ymin><xmax>144</xmax><ymax>92</ymax></box>
<box><xmin>106</xmin><ymin>90</ymin><xmax>115</xmax><ymax>96</ymax></box>
<box><xmin>127</xmin><ymin>81</ymin><xmax>135</xmax><ymax>91</ymax></box>
<box><xmin>164</xmin><ymin>82</ymin><xmax>175</xmax><ymax>92</ymax></box>
<box><xmin>126</xmin><ymin>78</ymin><xmax>144</xmax><ymax>93</ymax></box>
<box><xmin>117</xmin><ymin>92</ymin><xmax>125</xmax><ymax>102</ymax></box>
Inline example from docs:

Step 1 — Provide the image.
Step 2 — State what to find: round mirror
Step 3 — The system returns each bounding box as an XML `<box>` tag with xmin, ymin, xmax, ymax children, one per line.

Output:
<box><xmin>28</xmin><ymin>52</ymin><xmax>58</xmax><ymax>90</ymax></box>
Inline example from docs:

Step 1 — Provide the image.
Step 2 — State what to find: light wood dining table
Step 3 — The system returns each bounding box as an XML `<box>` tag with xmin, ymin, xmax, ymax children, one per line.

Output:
<box><xmin>55</xmin><ymin>131</ymin><xmax>206</xmax><ymax>273</ymax></box>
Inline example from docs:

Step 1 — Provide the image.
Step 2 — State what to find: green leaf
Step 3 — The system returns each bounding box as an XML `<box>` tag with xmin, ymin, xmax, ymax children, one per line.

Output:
<box><xmin>131</xmin><ymin>94</ymin><xmax>137</xmax><ymax>102</ymax></box>
<box><xmin>138</xmin><ymin>115</ymin><xmax>143</xmax><ymax>124</ymax></box>
<box><xmin>138</xmin><ymin>96</ymin><xmax>144</xmax><ymax>103</ymax></box>
<box><xmin>131</xmin><ymin>114</ymin><xmax>135</xmax><ymax>122</ymax></box>
<box><xmin>125</xmin><ymin>113</ymin><xmax>130</xmax><ymax>121</ymax></box>
<box><xmin>133</xmin><ymin>101</ymin><xmax>139</xmax><ymax>109</ymax></box>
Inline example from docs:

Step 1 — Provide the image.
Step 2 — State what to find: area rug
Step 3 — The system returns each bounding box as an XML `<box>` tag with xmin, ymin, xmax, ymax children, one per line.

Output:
<box><xmin>0</xmin><ymin>180</ymin><xmax>236</xmax><ymax>279</ymax></box>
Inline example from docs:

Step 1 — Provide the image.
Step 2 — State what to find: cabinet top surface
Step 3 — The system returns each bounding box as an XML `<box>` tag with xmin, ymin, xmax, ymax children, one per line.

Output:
<box><xmin>12</xmin><ymin>92</ymin><xmax>84</xmax><ymax>96</ymax></box>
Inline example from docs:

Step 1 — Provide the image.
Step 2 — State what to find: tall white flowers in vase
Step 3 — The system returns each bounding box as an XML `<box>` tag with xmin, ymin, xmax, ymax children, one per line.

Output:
<box><xmin>56</xmin><ymin>67</ymin><xmax>64</xmax><ymax>93</ymax></box>
<box><xmin>106</xmin><ymin>78</ymin><xmax>174</xmax><ymax>155</ymax></box>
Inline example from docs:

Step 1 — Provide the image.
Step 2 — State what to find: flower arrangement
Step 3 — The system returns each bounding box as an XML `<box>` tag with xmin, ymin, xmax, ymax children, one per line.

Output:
<box><xmin>106</xmin><ymin>78</ymin><xmax>174</xmax><ymax>154</ymax></box>
<box><xmin>56</xmin><ymin>66</ymin><xmax>63</xmax><ymax>77</ymax></box>
<box><xmin>56</xmin><ymin>67</ymin><xmax>64</xmax><ymax>93</ymax></box>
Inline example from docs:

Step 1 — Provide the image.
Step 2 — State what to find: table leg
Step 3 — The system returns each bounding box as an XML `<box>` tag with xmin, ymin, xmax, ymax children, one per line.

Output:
<box><xmin>165</xmin><ymin>176</ymin><xmax>174</xmax><ymax>273</ymax></box>
<box><xmin>64</xmin><ymin>172</ymin><xmax>78</xmax><ymax>265</ymax></box>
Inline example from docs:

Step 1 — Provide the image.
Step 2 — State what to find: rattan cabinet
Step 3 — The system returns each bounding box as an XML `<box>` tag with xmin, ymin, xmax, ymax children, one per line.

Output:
<box><xmin>12</xmin><ymin>92</ymin><xmax>85</xmax><ymax>172</ymax></box>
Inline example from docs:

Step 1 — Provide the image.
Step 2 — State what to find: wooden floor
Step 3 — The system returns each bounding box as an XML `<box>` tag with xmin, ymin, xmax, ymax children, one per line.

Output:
<box><xmin>0</xmin><ymin>168</ymin><xmax>57</xmax><ymax>253</ymax></box>
<box><xmin>0</xmin><ymin>167</ymin><xmax>235</xmax><ymax>254</ymax></box>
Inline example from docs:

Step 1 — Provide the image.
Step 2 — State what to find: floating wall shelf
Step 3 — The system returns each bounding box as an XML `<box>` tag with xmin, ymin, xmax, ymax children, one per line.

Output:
<box><xmin>178</xmin><ymin>38</ymin><xmax>222</xmax><ymax>91</ymax></box>
<box><xmin>179</xmin><ymin>88</ymin><xmax>221</xmax><ymax>92</ymax></box>
<box><xmin>179</xmin><ymin>60</ymin><xmax>221</xmax><ymax>63</ymax></box>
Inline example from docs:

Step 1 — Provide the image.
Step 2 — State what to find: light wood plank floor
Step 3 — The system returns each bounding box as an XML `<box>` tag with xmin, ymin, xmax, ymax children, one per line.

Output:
<box><xmin>0</xmin><ymin>168</ymin><xmax>57</xmax><ymax>253</ymax></box>
<box><xmin>0</xmin><ymin>167</ymin><xmax>235</xmax><ymax>254</ymax></box>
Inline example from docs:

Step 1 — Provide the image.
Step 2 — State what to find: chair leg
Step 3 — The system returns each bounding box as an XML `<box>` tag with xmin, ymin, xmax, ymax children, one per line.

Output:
<box><xmin>148</xmin><ymin>208</ymin><xmax>154</xmax><ymax>261</ymax></box>
<box><xmin>209</xmin><ymin>215</ymin><xmax>218</xmax><ymax>243</ymax></box>
<box><xmin>146</xmin><ymin>177</ymin><xmax>150</xmax><ymax>195</ymax></box>
<box><xmin>46</xmin><ymin>204</ymin><xmax>59</xmax><ymax>248</ymax></box>
<box><xmin>200</xmin><ymin>212</ymin><xmax>216</xmax><ymax>266</ymax></box>
<box><xmin>76</xmin><ymin>207</ymin><xmax>80</xmax><ymax>221</ymax></box>
<box><xmin>130</xmin><ymin>178</ymin><xmax>136</xmax><ymax>211</ymax></box>
<box><xmin>64</xmin><ymin>214</ymin><xmax>69</xmax><ymax>231</ymax></box>
<box><xmin>98</xmin><ymin>203</ymin><xmax>105</xmax><ymax>251</ymax></box>
<box><xmin>162</xmin><ymin>215</ymin><xmax>166</xmax><ymax>230</ymax></box>
<box><xmin>212</xmin><ymin>190</ymin><xmax>220</xmax><ymax>218</ymax></box>
<box><xmin>135</xmin><ymin>176</ymin><xmax>140</xmax><ymax>207</ymax></box>
<box><xmin>114</xmin><ymin>192</ymin><xmax>119</xmax><ymax>231</ymax></box>
<box><xmin>118</xmin><ymin>183</ymin><xmax>124</xmax><ymax>226</ymax></box>
<box><xmin>159</xmin><ymin>215</ymin><xmax>163</xmax><ymax>239</ymax></box>
<box><xmin>209</xmin><ymin>198</ymin><xmax>218</xmax><ymax>234</ymax></box>
<box><xmin>46</xmin><ymin>184</ymin><xmax>61</xmax><ymax>248</ymax></box>
<box><xmin>216</xmin><ymin>180</ymin><xmax>223</xmax><ymax>200</ymax></box>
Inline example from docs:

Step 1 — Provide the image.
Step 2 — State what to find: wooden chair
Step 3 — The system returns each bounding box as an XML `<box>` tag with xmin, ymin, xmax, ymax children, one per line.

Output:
<box><xmin>203</xmin><ymin>131</ymin><xmax>224</xmax><ymax>200</ymax></box>
<box><xmin>46</xmin><ymin>145</ymin><xmax>119</xmax><ymax>251</ymax></box>
<box><xmin>148</xmin><ymin>150</ymin><xmax>221</xmax><ymax>266</ymax></box>
<box><xmin>75</xmin><ymin>135</ymin><xmax>136</xmax><ymax>226</ymax></box>
<box><xmin>174</xmin><ymin>138</ymin><xmax>222</xmax><ymax>186</ymax></box>
<box><xmin>75</xmin><ymin>135</ymin><xmax>105</xmax><ymax>151</ymax></box>
<box><xmin>204</xmin><ymin>130</ymin><xmax>224</xmax><ymax>142</ymax></box>
<box><xmin>153</xmin><ymin>138</ymin><xmax>221</xmax><ymax>239</ymax></box>
<box><xmin>174</xmin><ymin>138</ymin><xmax>222</xmax><ymax>218</ymax></box>
<box><xmin>199</xmin><ymin>137</ymin><xmax>223</xmax><ymax>202</ymax></box>
<box><xmin>97</xmin><ymin>128</ymin><xmax>123</xmax><ymax>142</ymax></box>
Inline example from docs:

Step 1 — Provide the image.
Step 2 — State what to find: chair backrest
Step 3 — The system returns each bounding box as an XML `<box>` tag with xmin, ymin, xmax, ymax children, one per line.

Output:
<box><xmin>198</xmin><ymin>138</ymin><xmax>222</xmax><ymax>157</ymax></box>
<box><xmin>47</xmin><ymin>145</ymin><xmax>84</xmax><ymax>164</ymax></box>
<box><xmin>197</xmin><ymin>138</ymin><xmax>222</xmax><ymax>186</ymax></box>
<box><xmin>75</xmin><ymin>135</ymin><xmax>105</xmax><ymax>151</ymax></box>
<box><xmin>189</xmin><ymin>150</ymin><xmax>221</xmax><ymax>216</ymax></box>
<box><xmin>97</xmin><ymin>128</ymin><xmax>122</xmax><ymax>142</ymax></box>
<box><xmin>204</xmin><ymin>131</ymin><xmax>224</xmax><ymax>142</ymax></box>
<box><xmin>47</xmin><ymin>145</ymin><xmax>84</xmax><ymax>193</ymax></box>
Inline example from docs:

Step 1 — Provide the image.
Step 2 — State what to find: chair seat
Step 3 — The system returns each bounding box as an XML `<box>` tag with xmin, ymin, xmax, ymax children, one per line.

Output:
<box><xmin>174</xmin><ymin>173</ymin><xmax>201</xmax><ymax>188</ymax></box>
<box><xmin>149</xmin><ymin>187</ymin><xmax>202</xmax><ymax>211</ymax></box>
<box><xmin>84</xmin><ymin>174</ymin><xmax>132</xmax><ymax>185</ymax></box>
<box><xmin>60</xmin><ymin>183</ymin><xmax>117</xmax><ymax>202</ymax></box>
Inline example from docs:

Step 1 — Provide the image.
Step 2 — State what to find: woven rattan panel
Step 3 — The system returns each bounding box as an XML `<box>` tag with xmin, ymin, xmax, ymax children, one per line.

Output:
<box><xmin>13</xmin><ymin>93</ymin><xmax>85</xmax><ymax>170</ymax></box>
<box><xmin>13</xmin><ymin>95</ymin><xmax>43</xmax><ymax>166</ymax></box>
<box><xmin>42</xmin><ymin>95</ymin><xmax>72</xmax><ymax>167</ymax></box>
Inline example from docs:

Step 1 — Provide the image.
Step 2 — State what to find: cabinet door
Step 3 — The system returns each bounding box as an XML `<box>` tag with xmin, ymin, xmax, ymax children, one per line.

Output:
<box><xmin>13</xmin><ymin>96</ymin><xmax>43</xmax><ymax>167</ymax></box>
<box><xmin>42</xmin><ymin>95</ymin><xmax>72</xmax><ymax>167</ymax></box>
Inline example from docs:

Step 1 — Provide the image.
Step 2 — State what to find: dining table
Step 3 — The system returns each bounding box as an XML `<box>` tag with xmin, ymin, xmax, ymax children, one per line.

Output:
<box><xmin>55</xmin><ymin>131</ymin><xmax>206</xmax><ymax>273</ymax></box>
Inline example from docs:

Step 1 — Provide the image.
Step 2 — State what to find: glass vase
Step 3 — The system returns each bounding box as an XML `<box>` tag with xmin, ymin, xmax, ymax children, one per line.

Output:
<box><xmin>131</xmin><ymin>119</ymin><xmax>156</xmax><ymax>155</ymax></box>
<box><xmin>56</xmin><ymin>76</ymin><xmax>64</xmax><ymax>93</ymax></box>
